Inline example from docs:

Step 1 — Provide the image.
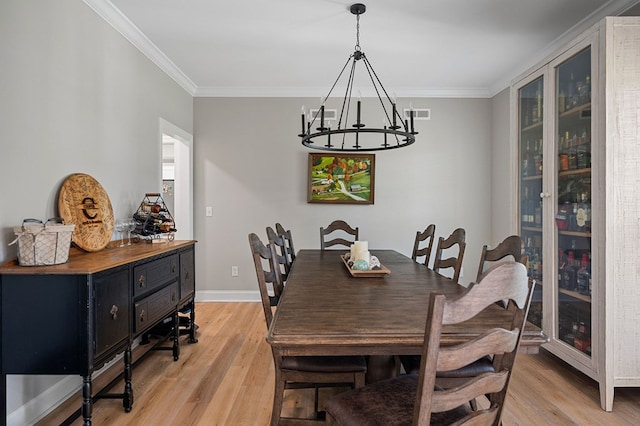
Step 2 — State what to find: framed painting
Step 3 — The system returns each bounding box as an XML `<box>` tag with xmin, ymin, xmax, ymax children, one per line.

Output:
<box><xmin>307</xmin><ymin>153</ymin><xmax>375</xmax><ymax>204</ymax></box>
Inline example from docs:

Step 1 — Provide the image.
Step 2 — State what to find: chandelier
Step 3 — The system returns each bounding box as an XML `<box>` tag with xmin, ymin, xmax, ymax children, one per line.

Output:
<box><xmin>298</xmin><ymin>3</ymin><xmax>417</xmax><ymax>152</ymax></box>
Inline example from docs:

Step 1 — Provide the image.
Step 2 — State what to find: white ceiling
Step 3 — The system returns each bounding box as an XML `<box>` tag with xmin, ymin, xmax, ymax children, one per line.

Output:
<box><xmin>87</xmin><ymin>0</ymin><xmax>640</xmax><ymax>97</ymax></box>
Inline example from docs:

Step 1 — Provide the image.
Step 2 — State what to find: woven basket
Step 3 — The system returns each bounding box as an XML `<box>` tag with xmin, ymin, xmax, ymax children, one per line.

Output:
<box><xmin>10</xmin><ymin>218</ymin><xmax>75</xmax><ymax>266</ymax></box>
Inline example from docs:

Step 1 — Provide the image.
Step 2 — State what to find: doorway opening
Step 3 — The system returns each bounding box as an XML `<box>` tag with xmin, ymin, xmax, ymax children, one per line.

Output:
<box><xmin>160</xmin><ymin>118</ymin><xmax>193</xmax><ymax>240</ymax></box>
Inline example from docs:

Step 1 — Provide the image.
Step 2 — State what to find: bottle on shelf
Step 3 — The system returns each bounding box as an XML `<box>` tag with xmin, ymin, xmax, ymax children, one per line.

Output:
<box><xmin>534</xmin><ymin>138</ymin><xmax>543</xmax><ymax>175</ymax></box>
<box><xmin>575</xmin><ymin>193</ymin><xmax>588</xmax><ymax>232</ymax></box>
<box><xmin>522</xmin><ymin>139</ymin><xmax>531</xmax><ymax>176</ymax></box>
<box><xmin>562</xmin><ymin>251</ymin><xmax>578</xmax><ymax>292</ymax></box>
<box><xmin>559</xmin><ymin>88</ymin><xmax>566</xmax><ymax>112</ymax></box>
<box><xmin>577</xmin><ymin>253</ymin><xmax>591</xmax><ymax>295</ymax></box>
<box><xmin>558</xmin><ymin>249</ymin><xmax>567</xmax><ymax>289</ymax></box>
<box><xmin>573</xmin><ymin>321</ymin><xmax>591</xmax><ymax>354</ymax></box>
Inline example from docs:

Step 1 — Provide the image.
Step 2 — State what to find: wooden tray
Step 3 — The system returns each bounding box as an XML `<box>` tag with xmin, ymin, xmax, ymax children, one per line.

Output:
<box><xmin>341</xmin><ymin>254</ymin><xmax>390</xmax><ymax>277</ymax></box>
<box><xmin>58</xmin><ymin>173</ymin><xmax>114</xmax><ymax>252</ymax></box>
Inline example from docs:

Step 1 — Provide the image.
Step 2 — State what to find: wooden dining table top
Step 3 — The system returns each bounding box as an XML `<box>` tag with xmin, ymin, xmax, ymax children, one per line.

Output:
<box><xmin>267</xmin><ymin>249</ymin><xmax>547</xmax><ymax>357</ymax></box>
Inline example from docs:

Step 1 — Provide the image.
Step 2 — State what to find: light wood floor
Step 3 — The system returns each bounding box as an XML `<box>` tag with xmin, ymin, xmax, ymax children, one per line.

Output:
<box><xmin>50</xmin><ymin>302</ymin><xmax>639</xmax><ymax>425</ymax></box>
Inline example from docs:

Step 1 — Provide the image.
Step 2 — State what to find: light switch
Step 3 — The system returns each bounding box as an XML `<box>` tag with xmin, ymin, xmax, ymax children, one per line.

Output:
<box><xmin>205</xmin><ymin>206</ymin><xmax>213</xmax><ymax>217</ymax></box>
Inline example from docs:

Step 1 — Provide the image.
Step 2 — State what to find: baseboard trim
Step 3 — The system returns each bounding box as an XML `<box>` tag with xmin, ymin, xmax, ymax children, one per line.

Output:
<box><xmin>195</xmin><ymin>290</ymin><xmax>260</xmax><ymax>302</ymax></box>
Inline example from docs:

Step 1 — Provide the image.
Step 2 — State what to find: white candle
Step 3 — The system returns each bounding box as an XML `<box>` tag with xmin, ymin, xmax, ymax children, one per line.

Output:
<box><xmin>353</xmin><ymin>241</ymin><xmax>369</xmax><ymax>261</ymax></box>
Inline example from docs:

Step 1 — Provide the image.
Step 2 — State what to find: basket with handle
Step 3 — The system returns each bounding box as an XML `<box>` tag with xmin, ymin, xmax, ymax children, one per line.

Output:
<box><xmin>9</xmin><ymin>218</ymin><xmax>75</xmax><ymax>266</ymax></box>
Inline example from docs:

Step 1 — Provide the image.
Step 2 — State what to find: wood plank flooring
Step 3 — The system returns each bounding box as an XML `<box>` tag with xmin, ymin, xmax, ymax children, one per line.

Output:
<box><xmin>44</xmin><ymin>302</ymin><xmax>640</xmax><ymax>425</ymax></box>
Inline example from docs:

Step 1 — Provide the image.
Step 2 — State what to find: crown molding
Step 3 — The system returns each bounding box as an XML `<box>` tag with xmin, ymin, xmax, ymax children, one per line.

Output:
<box><xmin>83</xmin><ymin>0</ymin><xmax>197</xmax><ymax>96</ymax></box>
<box><xmin>489</xmin><ymin>0</ymin><xmax>640</xmax><ymax>96</ymax></box>
<box><xmin>193</xmin><ymin>86</ymin><xmax>491</xmax><ymax>98</ymax></box>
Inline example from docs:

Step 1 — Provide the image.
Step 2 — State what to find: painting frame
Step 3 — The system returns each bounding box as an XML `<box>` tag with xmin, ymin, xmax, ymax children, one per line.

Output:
<box><xmin>307</xmin><ymin>153</ymin><xmax>375</xmax><ymax>205</ymax></box>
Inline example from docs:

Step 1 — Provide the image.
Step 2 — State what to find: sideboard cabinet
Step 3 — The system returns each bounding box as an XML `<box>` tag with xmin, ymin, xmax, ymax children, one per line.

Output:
<box><xmin>0</xmin><ymin>240</ymin><xmax>196</xmax><ymax>425</ymax></box>
<box><xmin>511</xmin><ymin>17</ymin><xmax>640</xmax><ymax>411</ymax></box>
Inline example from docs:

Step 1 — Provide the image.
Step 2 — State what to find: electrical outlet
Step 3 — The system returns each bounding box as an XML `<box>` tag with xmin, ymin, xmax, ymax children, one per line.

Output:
<box><xmin>231</xmin><ymin>266</ymin><xmax>239</xmax><ymax>276</ymax></box>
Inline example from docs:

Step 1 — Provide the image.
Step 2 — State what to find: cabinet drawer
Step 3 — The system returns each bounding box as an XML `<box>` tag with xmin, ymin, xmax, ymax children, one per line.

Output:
<box><xmin>133</xmin><ymin>254</ymin><xmax>178</xmax><ymax>298</ymax></box>
<box><xmin>133</xmin><ymin>282</ymin><xmax>178</xmax><ymax>334</ymax></box>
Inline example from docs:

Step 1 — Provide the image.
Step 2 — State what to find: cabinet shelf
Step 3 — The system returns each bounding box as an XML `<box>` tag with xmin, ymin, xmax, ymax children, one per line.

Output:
<box><xmin>522</xmin><ymin>226</ymin><xmax>542</xmax><ymax>233</ymax></box>
<box><xmin>522</xmin><ymin>121</ymin><xmax>543</xmax><ymax>133</ymax></box>
<box><xmin>559</xmin><ymin>168</ymin><xmax>591</xmax><ymax>177</ymax></box>
<box><xmin>559</xmin><ymin>287</ymin><xmax>592</xmax><ymax>303</ymax></box>
<box><xmin>522</xmin><ymin>174</ymin><xmax>543</xmax><ymax>181</ymax></box>
<box><xmin>558</xmin><ymin>230</ymin><xmax>591</xmax><ymax>238</ymax></box>
<box><xmin>559</xmin><ymin>102</ymin><xmax>591</xmax><ymax>119</ymax></box>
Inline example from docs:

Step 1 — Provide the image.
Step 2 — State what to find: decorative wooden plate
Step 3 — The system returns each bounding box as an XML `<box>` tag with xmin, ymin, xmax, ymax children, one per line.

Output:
<box><xmin>58</xmin><ymin>173</ymin><xmax>114</xmax><ymax>252</ymax></box>
<box><xmin>341</xmin><ymin>254</ymin><xmax>390</xmax><ymax>277</ymax></box>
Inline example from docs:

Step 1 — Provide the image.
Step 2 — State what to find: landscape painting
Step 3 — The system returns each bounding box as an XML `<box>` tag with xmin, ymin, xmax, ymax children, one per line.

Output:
<box><xmin>307</xmin><ymin>153</ymin><xmax>375</xmax><ymax>204</ymax></box>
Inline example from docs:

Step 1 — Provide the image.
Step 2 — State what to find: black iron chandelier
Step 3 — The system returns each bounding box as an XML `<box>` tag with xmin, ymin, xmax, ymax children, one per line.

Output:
<box><xmin>299</xmin><ymin>3</ymin><xmax>417</xmax><ymax>152</ymax></box>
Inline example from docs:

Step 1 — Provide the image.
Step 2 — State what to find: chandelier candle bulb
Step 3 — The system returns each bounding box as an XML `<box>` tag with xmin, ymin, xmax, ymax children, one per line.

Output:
<box><xmin>392</xmin><ymin>102</ymin><xmax>397</xmax><ymax>127</ymax></box>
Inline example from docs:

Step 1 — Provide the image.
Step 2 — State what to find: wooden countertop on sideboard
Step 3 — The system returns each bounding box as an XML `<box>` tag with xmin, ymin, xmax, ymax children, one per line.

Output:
<box><xmin>0</xmin><ymin>240</ymin><xmax>196</xmax><ymax>275</ymax></box>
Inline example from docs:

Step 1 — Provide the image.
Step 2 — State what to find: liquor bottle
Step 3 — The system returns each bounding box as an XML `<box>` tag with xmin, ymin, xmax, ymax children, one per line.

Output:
<box><xmin>558</xmin><ymin>249</ymin><xmax>567</xmax><ymax>289</ymax></box>
<box><xmin>534</xmin><ymin>138</ymin><xmax>543</xmax><ymax>175</ymax></box>
<box><xmin>558</xmin><ymin>88</ymin><xmax>566</xmax><ymax>112</ymax></box>
<box><xmin>573</xmin><ymin>322</ymin><xmax>590</xmax><ymax>353</ymax></box>
<box><xmin>575</xmin><ymin>193</ymin><xmax>588</xmax><ymax>231</ymax></box>
<box><xmin>577</xmin><ymin>253</ymin><xmax>591</xmax><ymax>295</ymax></box>
<box><xmin>563</xmin><ymin>251</ymin><xmax>577</xmax><ymax>291</ymax></box>
<box><xmin>521</xmin><ymin>186</ymin><xmax>529</xmax><ymax>225</ymax></box>
<box><xmin>522</xmin><ymin>139</ymin><xmax>531</xmax><ymax>176</ymax></box>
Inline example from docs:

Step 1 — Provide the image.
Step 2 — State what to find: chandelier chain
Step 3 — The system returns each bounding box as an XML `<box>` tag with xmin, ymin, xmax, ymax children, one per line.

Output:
<box><xmin>355</xmin><ymin>13</ymin><xmax>361</xmax><ymax>52</ymax></box>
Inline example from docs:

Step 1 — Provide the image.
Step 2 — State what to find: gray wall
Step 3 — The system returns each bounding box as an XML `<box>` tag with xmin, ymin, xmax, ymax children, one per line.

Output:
<box><xmin>490</xmin><ymin>88</ymin><xmax>517</xmax><ymax>240</ymax></box>
<box><xmin>0</xmin><ymin>1</ymin><xmax>192</xmax><ymax>423</ymax></box>
<box><xmin>194</xmin><ymin>97</ymin><xmax>499</xmax><ymax>298</ymax></box>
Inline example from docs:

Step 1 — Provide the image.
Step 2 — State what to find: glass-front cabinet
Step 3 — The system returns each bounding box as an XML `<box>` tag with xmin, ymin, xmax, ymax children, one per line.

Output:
<box><xmin>513</xmin><ymin>17</ymin><xmax>640</xmax><ymax>412</ymax></box>
<box><xmin>514</xmin><ymin>34</ymin><xmax>598</xmax><ymax>381</ymax></box>
<box><xmin>554</xmin><ymin>47</ymin><xmax>592</xmax><ymax>357</ymax></box>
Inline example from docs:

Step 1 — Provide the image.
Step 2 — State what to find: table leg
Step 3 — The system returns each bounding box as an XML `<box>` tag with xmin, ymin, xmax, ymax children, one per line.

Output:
<box><xmin>82</xmin><ymin>375</ymin><xmax>92</xmax><ymax>426</ymax></box>
<box><xmin>188</xmin><ymin>300</ymin><xmax>198</xmax><ymax>344</ymax></box>
<box><xmin>123</xmin><ymin>345</ymin><xmax>134</xmax><ymax>412</ymax></box>
<box><xmin>172</xmin><ymin>310</ymin><xmax>180</xmax><ymax>361</ymax></box>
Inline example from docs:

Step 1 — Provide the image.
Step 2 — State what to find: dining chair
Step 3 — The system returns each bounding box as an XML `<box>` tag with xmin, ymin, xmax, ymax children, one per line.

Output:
<box><xmin>266</xmin><ymin>226</ymin><xmax>291</xmax><ymax>282</ymax></box>
<box><xmin>248</xmin><ymin>233</ymin><xmax>367</xmax><ymax>425</ymax></box>
<box><xmin>320</xmin><ymin>220</ymin><xmax>359</xmax><ymax>250</ymax></box>
<box><xmin>275</xmin><ymin>222</ymin><xmax>296</xmax><ymax>266</ymax></box>
<box><xmin>433</xmin><ymin>227</ymin><xmax>466</xmax><ymax>283</ymax></box>
<box><xmin>411</xmin><ymin>224</ymin><xmax>436</xmax><ymax>266</ymax></box>
<box><xmin>324</xmin><ymin>261</ymin><xmax>534</xmax><ymax>426</ymax></box>
<box><xmin>476</xmin><ymin>235</ymin><xmax>523</xmax><ymax>282</ymax></box>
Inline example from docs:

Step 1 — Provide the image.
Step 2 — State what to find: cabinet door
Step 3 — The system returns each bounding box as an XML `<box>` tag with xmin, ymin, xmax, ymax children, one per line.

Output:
<box><xmin>515</xmin><ymin>73</ymin><xmax>545</xmax><ymax>328</ymax></box>
<box><xmin>94</xmin><ymin>266</ymin><xmax>130</xmax><ymax>360</ymax></box>
<box><xmin>179</xmin><ymin>248</ymin><xmax>195</xmax><ymax>303</ymax></box>
<box><xmin>552</xmin><ymin>44</ymin><xmax>593</xmax><ymax>358</ymax></box>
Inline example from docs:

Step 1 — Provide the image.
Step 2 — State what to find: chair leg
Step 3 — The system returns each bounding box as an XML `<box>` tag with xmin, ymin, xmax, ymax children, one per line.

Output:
<box><xmin>314</xmin><ymin>385</ymin><xmax>320</xmax><ymax>417</ymax></box>
<box><xmin>271</xmin><ymin>370</ymin><xmax>285</xmax><ymax>426</ymax></box>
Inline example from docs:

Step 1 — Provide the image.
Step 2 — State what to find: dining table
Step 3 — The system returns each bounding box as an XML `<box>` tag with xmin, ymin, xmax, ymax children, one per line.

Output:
<box><xmin>267</xmin><ymin>249</ymin><xmax>547</xmax><ymax>358</ymax></box>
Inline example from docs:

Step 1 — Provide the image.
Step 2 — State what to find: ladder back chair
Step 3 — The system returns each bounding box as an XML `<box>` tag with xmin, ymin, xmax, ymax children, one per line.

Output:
<box><xmin>275</xmin><ymin>222</ymin><xmax>296</xmax><ymax>266</ymax></box>
<box><xmin>324</xmin><ymin>261</ymin><xmax>535</xmax><ymax>426</ymax></box>
<box><xmin>248</xmin><ymin>233</ymin><xmax>367</xmax><ymax>425</ymax></box>
<box><xmin>433</xmin><ymin>227</ymin><xmax>466</xmax><ymax>283</ymax></box>
<box><xmin>266</xmin><ymin>226</ymin><xmax>291</xmax><ymax>282</ymax></box>
<box><xmin>412</xmin><ymin>224</ymin><xmax>436</xmax><ymax>266</ymax></box>
<box><xmin>320</xmin><ymin>220</ymin><xmax>359</xmax><ymax>250</ymax></box>
<box><xmin>476</xmin><ymin>235</ymin><xmax>523</xmax><ymax>282</ymax></box>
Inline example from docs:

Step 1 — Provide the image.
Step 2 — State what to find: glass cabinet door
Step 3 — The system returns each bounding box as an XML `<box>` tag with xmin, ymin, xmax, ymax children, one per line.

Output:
<box><xmin>517</xmin><ymin>75</ymin><xmax>544</xmax><ymax>328</ymax></box>
<box><xmin>554</xmin><ymin>46</ymin><xmax>592</xmax><ymax>357</ymax></box>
